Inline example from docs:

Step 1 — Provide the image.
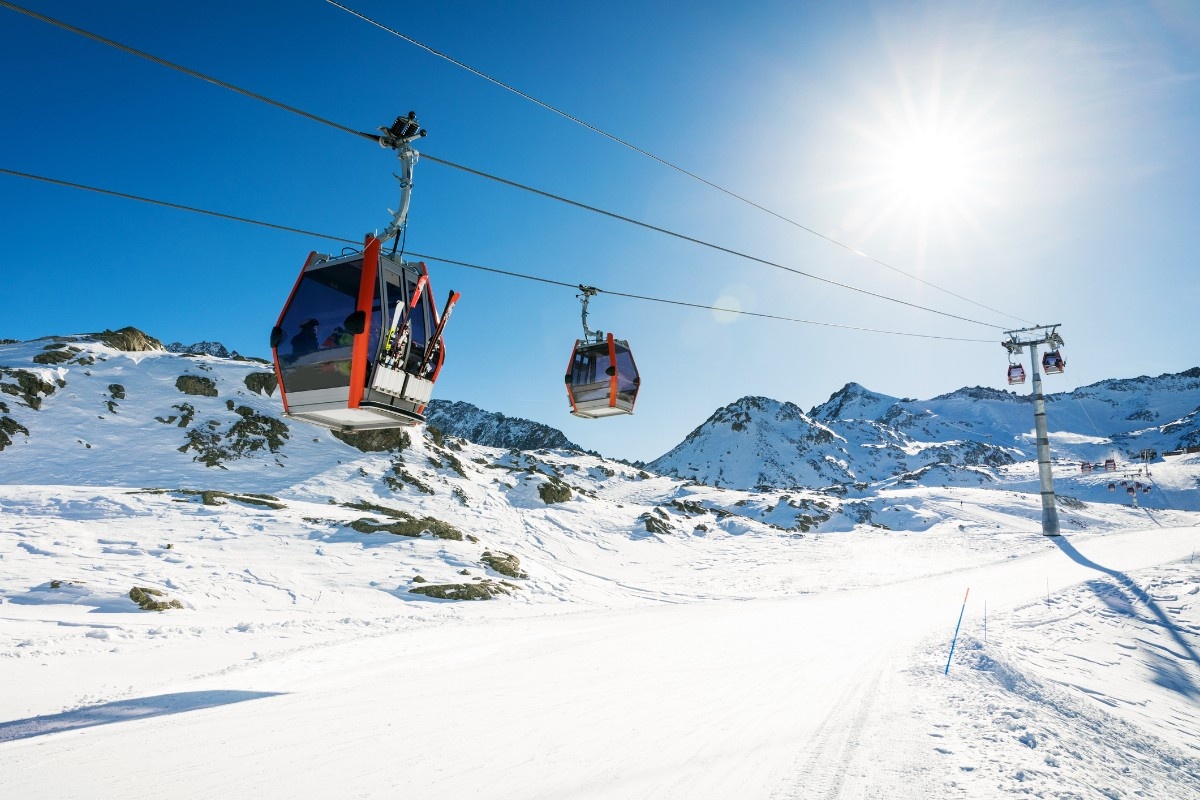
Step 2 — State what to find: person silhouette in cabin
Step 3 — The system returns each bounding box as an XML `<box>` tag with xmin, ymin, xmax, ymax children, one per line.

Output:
<box><xmin>291</xmin><ymin>319</ymin><xmax>319</xmax><ymax>357</ymax></box>
<box><xmin>322</xmin><ymin>325</ymin><xmax>353</xmax><ymax>349</ymax></box>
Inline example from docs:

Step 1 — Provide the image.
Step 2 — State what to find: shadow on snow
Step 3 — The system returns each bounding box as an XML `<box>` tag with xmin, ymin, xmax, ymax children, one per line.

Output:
<box><xmin>0</xmin><ymin>690</ymin><xmax>285</xmax><ymax>743</ymax></box>
<box><xmin>1053</xmin><ymin>535</ymin><xmax>1200</xmax><ymax>699</ymax></box>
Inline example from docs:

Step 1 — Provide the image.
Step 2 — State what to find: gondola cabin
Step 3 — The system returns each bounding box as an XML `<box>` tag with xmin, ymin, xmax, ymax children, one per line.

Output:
<box><xmin>565</xmin><ymin>333</ymin><xmax>640</xmax><ymax>418</ymax></box>
<box><xmin>1007</xmin><ymin>364</ymin><xmax>1026</xmax><ymax>385</ymax></box>
<box><xmin>1103</xmin><ymin>458</ymin><xmax>1117</xmax><ymax>471</ymax></box>
<box><xmin>1042</xmin><ymin>349</ymin><xmax>1065</xmax><ymax>374</ymax></box>
<box><xmin>271</xmin><ymin>237</ymin><xmax>449</xmax><ymax>431</ymax></box>
<box><xmin>1080</xmin><ymin>462</ymin><xmax>1093</xmax><ymax>473</ymax></box>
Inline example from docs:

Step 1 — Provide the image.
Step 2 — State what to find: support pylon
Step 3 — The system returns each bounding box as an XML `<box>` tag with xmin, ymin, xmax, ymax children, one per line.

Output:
<box><xmin>1004</xmin><ymin>325</ymin><xmax>1065</xmax><ymax>536</ymax></box>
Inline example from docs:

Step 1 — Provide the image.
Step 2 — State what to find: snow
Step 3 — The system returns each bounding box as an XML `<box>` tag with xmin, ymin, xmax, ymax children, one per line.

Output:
<box><xmin>2</xmin><ymin>335</ymin><xmax>1199</xmax><ymax>797</ymax></box>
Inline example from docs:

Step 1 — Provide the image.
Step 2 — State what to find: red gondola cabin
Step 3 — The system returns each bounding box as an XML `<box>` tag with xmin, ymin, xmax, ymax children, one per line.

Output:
<box><xmin>565</xmin><ymin>333</ymin><xmax>640</xmax><ymax>418</ymax></box>
<box><xmin>1007</xmin><ymin>364</ymin><xmax>1026</xmax><ymax>385</ymax></box>
<box><xmin>271</xmin><ymin>237</ymin><xmax>452</xmax><ymax>431</ymax></box>
<box><xmin>1042</xmin><ymin>349</ymin><xmax>1065</xmax><ymax>374</ymax></box>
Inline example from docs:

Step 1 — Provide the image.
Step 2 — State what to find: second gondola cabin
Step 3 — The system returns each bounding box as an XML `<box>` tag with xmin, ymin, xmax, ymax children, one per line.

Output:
<box><xmin>271</xmin><ymin>236</ymin><xmax>452</xmax><ymax>431</ymax></box>
<box><xmin>1042</xmin><ymin>349</ymin><xmax>1066</xmax><ymax>374</ymax></box>
<box><xmin>565</xmin><ymin>333</ymin><xmax>640</xmax><ymax>418</ymax></box>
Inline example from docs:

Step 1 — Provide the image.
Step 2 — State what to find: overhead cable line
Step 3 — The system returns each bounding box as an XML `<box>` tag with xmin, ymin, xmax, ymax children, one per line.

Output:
<box><xmin>0</xmin><ymin>0</ymin><xmax>379</xmax><ymax>145</ymax></box>
<box><xmin>0</xmin><ymin>0</ymin><xmax>1004</xmax><ymax>329</ymax></box>
<box><xmin>0</xmin><ymin>167</ymin><xmax>994</xmax><ymax>344</ymax></box>
<box><xmin>420</xmin><ymin>153</ymin><xmax>1006</xmax><ymax>329</ymax></box>
<box><xmin>0</xmin><ymin>167</ymin><xmax>355</xmax><ymax>242</ymax></box>
<box><xmin>324</xmin><ymin>0</ymin><xmax>1033</xmax><ymax>327</ymax></box>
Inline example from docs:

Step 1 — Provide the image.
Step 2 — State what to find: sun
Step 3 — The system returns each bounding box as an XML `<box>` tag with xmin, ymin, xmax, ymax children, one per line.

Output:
<box><xmin>884</xmin><ymin>127</ymin><xmax>974</xmax><ymax>205</ymax></box>
<box><xmin>826</xmin><ymin>56</ymin><xmax>1023</xmax><ymax>252</ymax></box>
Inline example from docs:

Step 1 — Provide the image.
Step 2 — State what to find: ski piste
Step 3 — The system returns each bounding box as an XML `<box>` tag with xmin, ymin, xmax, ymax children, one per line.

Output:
<box><xmin>379</xmin><ymin>274</ymin><xmax>428</xmax><ymax>370</ymax></box>
<box><xmin>418</xmin><ymin>289</ymin><xmax>461</xmax><ymax>376</ymax></box>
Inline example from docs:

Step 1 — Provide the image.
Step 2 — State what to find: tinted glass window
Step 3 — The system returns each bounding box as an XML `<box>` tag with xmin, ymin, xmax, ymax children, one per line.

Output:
<box><xmin>614</xmin><ymin>344</ymin><xmax>639</xmax><ymax>402</ymax></box>
<box><xmin>277</xmin><ymin>260</ymin><xmax>361</xmax><ymax>393</ymax></box>
<box><xmin>570</xmin><ymin>342</ymin><xmax>614</xmax><ymax>404</ymax></box>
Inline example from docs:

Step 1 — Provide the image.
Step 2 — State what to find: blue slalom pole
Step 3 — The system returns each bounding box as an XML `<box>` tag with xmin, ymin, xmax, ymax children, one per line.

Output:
<box><xmin>944</xmin><ymin>588</ymin><xmax>970</xmax><ymax>675</ymax></box>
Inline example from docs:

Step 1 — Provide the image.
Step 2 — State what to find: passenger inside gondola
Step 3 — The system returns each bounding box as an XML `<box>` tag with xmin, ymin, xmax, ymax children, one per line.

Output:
<box><xmin>275</xmin><ymin>261</ymin><xmax>360</xmax><ymax>392</ymax></box>
<box><xmin>291</xmin><ymin>319</ymin><xmax>320</xmax><ymax>357</ymax></box>
<box><xmin>322</xmin><ymin>325</ymin><xmax>353</xmax><ymax>349</ymax></box>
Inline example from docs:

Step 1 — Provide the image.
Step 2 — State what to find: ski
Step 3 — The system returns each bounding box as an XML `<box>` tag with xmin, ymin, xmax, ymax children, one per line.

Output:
<box><xmin>379</xmin><ymin>274</ymin><xmax>427</xmax><ymax>370</ymax></box>
<box><xmin>417</xmin><ymin>289</ymin><xmax>461</xmax><ymax>376</ymax></box>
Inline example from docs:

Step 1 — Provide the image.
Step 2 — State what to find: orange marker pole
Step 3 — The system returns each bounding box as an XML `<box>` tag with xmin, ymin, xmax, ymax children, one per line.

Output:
<box><xmin>944</xmin><ymin>587</ymin><xmax>970</xmax><ymax>675</ymax></box>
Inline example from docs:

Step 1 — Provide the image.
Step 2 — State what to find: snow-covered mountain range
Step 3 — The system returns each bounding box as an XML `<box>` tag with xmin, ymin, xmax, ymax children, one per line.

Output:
<box><xmin>424</xmin><ymin>398</ymin><xmax>584</xmax><ymax>453</ymax></box>
<box><xmin>650</xmin><ymin>373</ymin><xmax>1200</xmax><ymax>490</ymax></box>
<box><xmin>3</xmin><ymin>328</ymin><xmax>1198</xmax><ymax>513</ymax></box>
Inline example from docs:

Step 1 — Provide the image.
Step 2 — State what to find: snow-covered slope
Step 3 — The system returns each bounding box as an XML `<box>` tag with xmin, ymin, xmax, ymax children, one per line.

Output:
<box><xmin>2</xmin><ymin>482</ymin><xmax>1197</xmax><ymax>798</ymax></box>
<box><xmin>3</xmin><ymin>329</ymin><xmax>1200</xmax><ymax>798</ymax></box>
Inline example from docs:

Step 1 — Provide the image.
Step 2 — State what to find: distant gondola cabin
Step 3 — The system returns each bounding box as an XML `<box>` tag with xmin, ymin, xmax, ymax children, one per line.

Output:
<box><xmin>271</xmin><ymin>238</ymin><xmax>446</xmax><ymax>431</ymax></box>
<box><xmin>565</xmin><ymin>333</ymin><xmax>640</xmax><ymax>418</ymax></box>
<box><xmin>1042</xmin><ymin>349</ymin><xmax>1065</xmax><ymax>374</ymax></box>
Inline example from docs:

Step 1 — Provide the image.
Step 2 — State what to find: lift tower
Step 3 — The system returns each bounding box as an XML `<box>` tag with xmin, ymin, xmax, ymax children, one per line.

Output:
<box><xmin>1003</xmin><ymin>325</ymin><xmax>1065</xmax><ymax>536</ymax></box>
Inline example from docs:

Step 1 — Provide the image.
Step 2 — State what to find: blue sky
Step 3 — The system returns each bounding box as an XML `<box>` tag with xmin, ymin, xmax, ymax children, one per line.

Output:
<box><xmin>2</xmin><ymin>0</ymin><xmax>1198</xmax><ymax>462</ymax></box>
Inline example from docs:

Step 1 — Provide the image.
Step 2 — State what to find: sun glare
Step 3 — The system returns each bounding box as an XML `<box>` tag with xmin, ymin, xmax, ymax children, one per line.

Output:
<box><xmin>825</xmin><ymin>43</ymin><xmax>1032</xmax><ymax>254</ymax></box>
<box><xmin>887</xmin><ymin>128</ymin><xmax>972</xmax><ymax>204</ymax></box>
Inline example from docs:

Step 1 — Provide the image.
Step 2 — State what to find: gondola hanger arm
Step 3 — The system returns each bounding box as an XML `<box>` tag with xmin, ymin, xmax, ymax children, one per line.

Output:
<box><xmin>577</xmin><ymin>284</ymin><xmax>601</xmax><ymax>342</ymax></box>
<box><xmin>376</xmin><ymin>112</ymin><xmax>427</xmax><ymax>244</ymax></box>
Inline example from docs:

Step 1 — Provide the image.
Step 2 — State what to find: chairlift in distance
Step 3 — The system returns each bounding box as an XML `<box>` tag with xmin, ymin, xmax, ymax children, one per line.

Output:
<box><xmin>1107</xmin><ymin>482</ymin><xmax>1116</xmax><ymax>491</ymax></box>
<box><xmin>270</xmin><ymin>113</ymin><xmax>460</xmax><ymax>432</ymax></box>
<box><xmin>564</xmin><ymin>286</ymin><xmax>640</xmax><ymax>418</ymax></box>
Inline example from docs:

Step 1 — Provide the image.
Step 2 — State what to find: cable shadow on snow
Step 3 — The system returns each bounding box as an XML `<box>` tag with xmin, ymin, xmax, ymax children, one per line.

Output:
<box><xmin>1052</xmin><ymin>536</ymin><xmax>1200</xmax><ymax>699</ymax></box>
<box><xmin>0</xmin><ymin>690</ymin><xmax>285</xmax><ymax>743</ymax></box>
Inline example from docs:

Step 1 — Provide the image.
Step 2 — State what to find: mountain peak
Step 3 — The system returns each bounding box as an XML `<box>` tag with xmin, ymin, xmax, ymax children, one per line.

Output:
<box><xmin>167</xmin><ymin>340</ymin><xmax>233</xmax><ymax>358</ymax></box>
<box><xmin>650</xmin><ymin>395</ymin><xmax>850</xmax><ymax>489</ymax></box>
<box><xmin>809</xmin><ymin>382</ymin><xmax>899</xmax><ymax>422</ymax></box>
<box><xmin>424</xmin><ymin>399</ymin><xmax>582</xmax><ymax>452</ymax></box>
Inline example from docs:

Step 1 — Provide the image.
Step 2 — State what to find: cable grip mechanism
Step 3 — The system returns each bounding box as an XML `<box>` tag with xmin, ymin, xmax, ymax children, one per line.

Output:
<box><xmin>377</xmin><ymin>111</ymin><xmax>427</xmax><ymax>243</ymax></box>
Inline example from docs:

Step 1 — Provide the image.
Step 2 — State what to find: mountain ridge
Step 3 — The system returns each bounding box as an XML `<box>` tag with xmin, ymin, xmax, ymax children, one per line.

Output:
<box><xmin>2</xmin><ymin>327</ymin><xmax>1198</xmax><ymax>496</ymax></box>
<box><xmin>649</xmin><ymin>369</ymin><xmax>1200</xmax><ymax>490</ymax></box>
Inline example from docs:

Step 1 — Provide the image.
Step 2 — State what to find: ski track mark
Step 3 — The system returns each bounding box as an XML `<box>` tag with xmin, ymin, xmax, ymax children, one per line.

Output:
<box><xmin>774</xmin><ymin>661</ymin><xmax>885</xmax><ymax>800</ymax></box>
